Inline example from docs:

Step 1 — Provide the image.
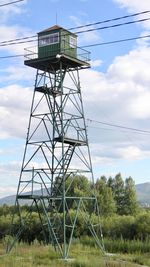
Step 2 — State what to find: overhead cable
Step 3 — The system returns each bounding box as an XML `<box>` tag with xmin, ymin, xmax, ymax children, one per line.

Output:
<box><xmin>0</xmin><ymin>39</ymin><xmax>37</xmax><ymax>47</ymax></box>
<box><xmin>82</xmin><ymin>33</ymin><xmax>150</xmax><ymax>48</ymax></box>
<box><xmin>87</xmin><ymin>119</ymin><xmax>150</xmax><ymax>134</ymax></box>
<box><xmin>74</xmin><ymin>17</ymin><xmax>150</xmax><ymax>35</ymax></box>
<box><xmin>0</xmin><ymin>35</ymin><xmax>36</xmax><ymax>45</ymax></box>
<box><xmin>1</xmin><ymin>33</ymin><xmax>150</xmax><ymax>60</ymax></box>
<box><xmin>69</xmin><ymin>10</ymin><xmax>150</xmax><ymax>30</ymax></box>
<box><xmin>0</xmin><ymin>0</ymin><xmax>24</xmax><ymax>7</ymax></box>
<box><xmin>0</xmin><ymin>10</ymin><xmax>150</xmax><ymax>47</ymax></box>
<box><xmin>0</xmin><ymin>54</ymin><xmax>24</xmax><ymax>59</ymax></box>
<box><xmin>0</xmin><ymin>16</ymin><xmax>149</xmax><ymax>48</ymax></box>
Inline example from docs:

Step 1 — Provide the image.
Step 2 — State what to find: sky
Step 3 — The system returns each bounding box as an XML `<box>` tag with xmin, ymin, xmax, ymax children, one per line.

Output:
<box><xmin>0</xmin><ymin>0</ymin><xmax>150</xmax><ymax>197</ymax></box>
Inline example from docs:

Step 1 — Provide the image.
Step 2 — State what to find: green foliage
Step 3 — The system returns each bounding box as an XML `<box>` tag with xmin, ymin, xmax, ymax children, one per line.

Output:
<box><xmin>54</xmin><ymin>175</ymin><xmax>92</xmax><ymax>212</ymax></box>
<box><xmin>112</xmin><ymin>173</ymin><xmax>125</xmax><ymax>215</ymax></box>
<box><xmin>0</xmin><ymin>173</ymin><xmax>142</xmax><ymax>246</ymax></box>
<box><xmin>101</xmin><ymin>214</ymin><xmax>136</xmax><ymax>239</ymax></box>
<box><xmin>66</xmin><ymin>175</ymin><xmax>92</xmax><ymax>200</ymax></box>
<box><xmin>95</xmin><ymin>176</ymin><xmax>116</xmax><ymax>216</ymax></box>
<box><xmin>107</xmin><ymin>173</ymin><xmax>139</xmax><ymax>215</ymax></box>
<box><xmin>104</xmin><ymin>237</ymin><xmax>150</xmax><ymax>253</ymax></box>
<box><xmin>135</xmin><ymin>212</ymin><xmax>150</xmax><ymax>240</ymax></box>
<box><xmin>95</xmin><ymin>173</ymin><xmax>139</xmax><ymax>216</ymax></box>
<box><xmin>123</xmin><ymin>177</ymin><xmax>139</xmax><ymax>215</ymax></box>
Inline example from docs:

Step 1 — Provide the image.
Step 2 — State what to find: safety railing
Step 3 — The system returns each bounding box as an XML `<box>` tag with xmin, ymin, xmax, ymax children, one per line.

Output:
<box><xmin>24</xmin><ymin>45</ymin><xmax>90</xmax><ymax>63</ymax></box>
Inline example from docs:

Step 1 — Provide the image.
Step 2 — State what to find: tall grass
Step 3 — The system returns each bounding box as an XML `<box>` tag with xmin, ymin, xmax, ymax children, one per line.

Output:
<box><xmin>104</xmin><ymin>237</ymin><xmax>150</xmax><ymax>254</ymax></box>
<box><xmin>80</xmin><ymin>235</ymin><xmax>150</xmax><ymax>254</ymax></box>
<box><xmin>0</xmin><ymin>239</ymin><xmax>150</xmax><ymax>267</ymax></box>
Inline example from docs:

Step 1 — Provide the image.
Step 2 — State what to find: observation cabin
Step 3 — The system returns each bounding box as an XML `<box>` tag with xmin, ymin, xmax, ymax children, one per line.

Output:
<box><xmin>24</xmin><ymin>25</ymin><xmax>91</xmax><ymax>71</ymax></box>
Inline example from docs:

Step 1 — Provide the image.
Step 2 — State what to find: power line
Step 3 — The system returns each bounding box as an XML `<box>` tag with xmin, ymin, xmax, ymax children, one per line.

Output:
<box><xmin>0</xmin><ymin>38</ymin><xmax>37</xmax><ymax>47</ymax></box>
<box><xmin>69</xmin><ymin>10</ymin><xmax>150</xmax><ymax>30</ymax></box>
<box><xmin>0</xmin><ymin>17</ymin><xmax>149</xmax><ymax>48</ymax></box>
<box><xmin>0</xmin><ymin>35</ymin><xmax>36</xmax><ymax>45</ymax></box>
<box><xmin>74</xmin><ymin>17</ymin><xmax>150</xmax><ymax>35</ymax></box>
<box><xmin>87</xmin><ymin>119</ymin><xmax>150</xmax><ymax>134</ymax></box>
<box><xmin>87</xmin><ymin>124</ymin><xmax>150</xmax><ymax>136</ymax></box>
<box><xmin>0</xmin><ymin>10</ymin><xmax>150</xmax><ymax>58</ymax></box>
<box><xmin>0</xmin><ymin>0</ymin><xmax>24</xmax><ymax>7</ymax></box>
<box><xmin>0</xmin><ymin>10</ymin><xmax>149</xmax><ymax>47</ymax></box>
<box><xmin>1</xmin><ymin>22</ymin><xmax>150</xmax><ymax>49</ymax></box>
<box><xmin>1</xmin><ymin>33</ymin><xmax>150</xmax><ymax>60</ymax></box>
<box><xmin>0</xmin><ymin>54</ymin><xmax>24</xmax><ymax>59</ymax></box>
<box><xmin>82</xmin><ymin>33</ymin><xmax>150</xmax><ymax>48</ymax></box>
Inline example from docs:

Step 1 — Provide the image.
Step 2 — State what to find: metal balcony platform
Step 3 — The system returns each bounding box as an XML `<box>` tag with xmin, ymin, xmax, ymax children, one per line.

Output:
<box><xmin>25</xmin><ymin>54</ymin><xmax>90</xmax><ymax>72</ymax></box>
<box><xmin>54</xmin><ymin>136</ymin><xmax>87</xmax><ymax>146</ymax></box>
<box><xmin>35</xmin><ymin>86</ymin><xmax>61</xmax><ymax>95</ymax></box>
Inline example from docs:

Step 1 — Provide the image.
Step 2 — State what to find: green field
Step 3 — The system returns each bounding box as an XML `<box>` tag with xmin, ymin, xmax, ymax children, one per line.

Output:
<box><xmin>0</xmin><ymin>239</ymin><xmax>150</xmax><ymax>267</ymax></box>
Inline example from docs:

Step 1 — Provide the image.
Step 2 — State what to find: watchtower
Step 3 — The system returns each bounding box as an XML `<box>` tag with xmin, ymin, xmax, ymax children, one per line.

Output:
<box><xmin>8</xmin><ymin>25</ymin><xmax>104</xmax><ymax>259</ymax></box>
<box><xmin>38</xmin><ymin>25</ymin><xmax>77</xmax><ymax>58</ymax></box>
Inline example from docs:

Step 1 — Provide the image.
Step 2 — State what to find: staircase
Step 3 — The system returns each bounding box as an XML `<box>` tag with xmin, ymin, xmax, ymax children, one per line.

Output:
<box><xmin>52</xmin><ymin>143</ymin><xmax>75</xmax><ymax>196</ymax></box>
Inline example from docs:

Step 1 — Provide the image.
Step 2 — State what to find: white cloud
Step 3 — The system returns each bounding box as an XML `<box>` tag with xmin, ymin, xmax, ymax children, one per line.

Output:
<box><xmin>130</xmin><ymin>92</ymin><xmax>150</xmax><ymax>119</ymax></box>
<box><xmin>91</xmin><ymin>59</ymin><xmax>103</xmax><ymax>68</ymax></box>
<box><xmin>0</xmin><ymin>161</ymin><xmax>21</xmax><ymax>197</ymax></box>
<box><xmin>114</xmin><ymin>0</ymin><xmax>150</xmax><ymax>12</ymax></box>
<box><xmin>0</xmin><ymin>85</ymin><xmax>32</xmax><ymax>139</ymax></box>
<box><xmin>118</xmin><ymin>145</ymin><xmax>150</xmax><ymax>160</ymax></box>
<box><xmin>0</xmin><ymin>24</ymin><xmax>36</xmax><ymax>55</ymax></box>
<box><xmin>0</xmin><ymin>161</ymin><xmax>20</xmax><ymax>174</ymax></box>
<box><xmin>113</xmin><ymin>0</ymin><xmax>150</xmax><ymax>30</ymax></box>
<box><xmin>81</xmin><ymin>46</ymin><xmax>150</xmax><ymax>123</ymax></box>
<box><xmin>0</xmin><ymin>0</ymin><xmax>28</xmax><ymax>23</ymax></box>
<box><xmin>107</xmin><ymin>47</ymin><xmax>150</xmax><ymax>86</ymax></box>
<box><xmin>89</xmin><ymin>141</ymin><xmax>150</xmax><ymax>168</ymax></box>
<box><xmin>69</xmin><ymin>15</ymin><xmax>101</xmax><ymax>44</ymax></box>
<box><xmin>136</xmin><ymin>31</ymin><xmax>150</xmax><ymax>47</ymax></box>
<box><xmin>79</xmin><ymin>28</ymin><xmax>100</xmax><ymax>44</ymax></box>
<box><xmin>0</xmin><ymin>0</ymin><xmax>36</xmax><ymax>58</ymax></box>
<box><xmin>69</xmin><ymin>15</ymin><xmax>79</xmax><ymax>26</ymax></box>
<box><xmin>0</xmin><ymin>65</ymin><xmax>35</xmax><ymax>82</ymax></box>
<box><xmin>77</xmin><ymin>43</ymin><xmax>150</xmax><ymax>168</ymax></box>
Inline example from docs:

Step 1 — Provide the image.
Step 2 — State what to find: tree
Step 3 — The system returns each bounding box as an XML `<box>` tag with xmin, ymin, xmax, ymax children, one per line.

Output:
<box><xmin>113</xmin><ymin>173</ymin><xmax>125</xmax><ymax>215</ymax></box>
<box><xmin>123</xmin><ymin>176</ymin><xmax>139</xmax><ymax>215</ymax></box>
<box><xmin>60</xmin><ymin>175</ymin><xmax>92</xmax><ymax>211</ymax></box>
<box><xmin>95</xmin><ymin>176</ymin><xmax>116</xmax><ymax>216</ymax></box>
<box><xmin>107</xmin><ymin>176</ymin><xmax>114</xmax><ymax>190</ymax></box>
<box><xmin>110</xmin><ymin>174</ymin><xmax>139</xmax><ymax>215</ymax></box>
<box><xmin>66</xmin><ymin>175</ymin><xmax>91</xmax><ymax>197</ymax></box>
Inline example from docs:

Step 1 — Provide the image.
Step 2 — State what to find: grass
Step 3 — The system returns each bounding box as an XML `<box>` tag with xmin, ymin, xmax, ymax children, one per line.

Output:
<box><xmin>0</xmin><ymin>239</ymin><xmax>149</xmax><ymax>267</ymax></box>
<box><xmin>104</xmin><ymin>238</ymin><xmax>150</xmax><ymax>254</ymax></box>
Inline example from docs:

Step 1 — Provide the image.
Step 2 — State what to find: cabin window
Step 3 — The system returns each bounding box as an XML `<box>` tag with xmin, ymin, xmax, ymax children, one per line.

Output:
<box><xmin>39</xmin><ymin>33</ymin><xmax>59</xmax><ymax>47</ymax></box>
<box><xmin>70</xmin><ymin>36</ymin><xmax>76</xmax><ymax>48</ymax></box>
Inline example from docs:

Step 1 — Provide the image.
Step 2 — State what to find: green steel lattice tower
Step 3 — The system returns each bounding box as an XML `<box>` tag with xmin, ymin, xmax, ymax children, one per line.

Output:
<box><xmin>9</xmin><ymin>25</ymin><xmax>104</xmax><ymax>259</ymax></box>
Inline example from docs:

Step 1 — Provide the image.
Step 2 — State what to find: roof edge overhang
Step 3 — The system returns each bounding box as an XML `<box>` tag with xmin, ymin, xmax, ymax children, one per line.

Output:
<box><xmin>38</xmin><ymin>24</ymin><xmax>77</xmax><ymax>37</ymax></box>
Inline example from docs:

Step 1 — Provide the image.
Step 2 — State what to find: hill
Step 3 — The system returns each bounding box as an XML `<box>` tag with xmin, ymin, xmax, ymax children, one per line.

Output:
<box><xmin>0</xmin><ymin>182</ymin><xmax>150</xmax><ymax>206</ymax></box>
<box><xmin>135</xmin><ymin>182</ymin><xmax>150</xmax><ymax>206</ymax></box>
<box><xmin>0</xmin><ymin>194</ymin><xmax>16</xmax><ymax>205</ymax></box>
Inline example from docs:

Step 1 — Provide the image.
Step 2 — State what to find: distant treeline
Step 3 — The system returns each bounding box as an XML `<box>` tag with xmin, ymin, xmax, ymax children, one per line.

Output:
<box><xmin>0</xmin><ymin>206</ymin><xmax>150</xmax><ymax>243</ymax></box>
